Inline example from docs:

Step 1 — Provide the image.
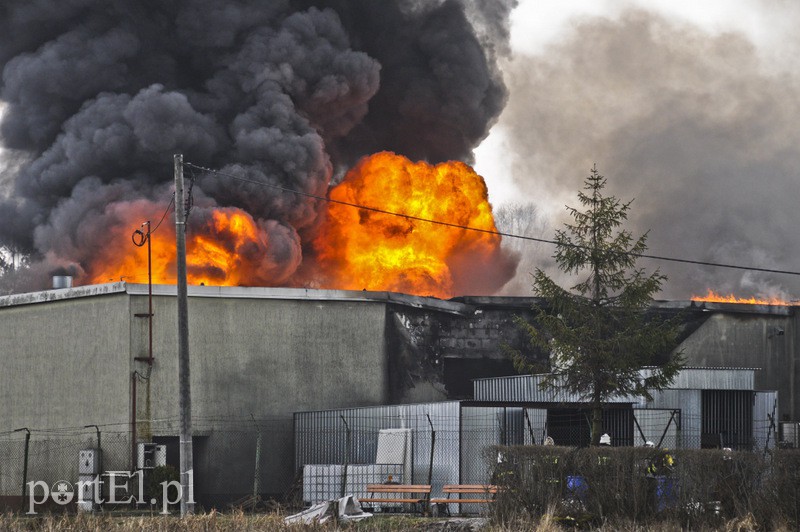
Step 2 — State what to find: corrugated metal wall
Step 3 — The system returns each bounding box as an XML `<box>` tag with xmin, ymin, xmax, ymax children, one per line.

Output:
<box><xmin>295</xmin><ymin>402</ymin><xmax>473</xmax><ymax>496</ymax></box>
<box><xmin>294</xmin><ymin>405</ymin><xmax>402</xmax><ymax>468</ymax></box>
<box><xmin>460</xmin><ymin>406</ymin><xmax>502</xmax><ymax>484</ymax></box>
<box><xmin>702</xmin><ymin>390</ymin><xmax>753</xmax><ymax>450</ymax></box>
<box><xmin>645</xmin><ymin>389</ymin><xmax>701</xmax><ymax>448</ymax></box>
<box><xmin>295</xmin><ymin>402</ymin><xmax>542</xmax><ymax>497</ymax></box>
<box><xmin>523</xmin><ymin>408</ymin><xmax>547</xmax><ymax>445</ymax></box>
<box><xmin>397</xmin><ymin>402</ymin><xmax>460</xmax><ymax>491</ymax></box>
<box><xmin>753</xmin><ymin>391</ymin><xmax>777</xmax><ymax>451</ymax></box>
<box><xmin>475</xmin><ymin>369</ymin><xmax>757</xmax><ymax>402</ymax></box>
<box><xmin>668</xmin><ymin>368</ymin><xmax>755</xmax><ymax>390</ymax></box>
<box><xmin>473</xmin><ymin>374</ymin><xmax>634</xmax><ymax>403</ymax></box>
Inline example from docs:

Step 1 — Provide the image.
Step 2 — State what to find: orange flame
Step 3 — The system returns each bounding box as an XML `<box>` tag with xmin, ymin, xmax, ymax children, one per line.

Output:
<box><xmin>312</xmin><ymin>151</ymin><xmax>502</xmax><ymax>298</ymax></box>
<box><xmin>86</xmin><ymin>152</ymin><xmax>508</xmax><ymax>296</ymax></box>
<box><xmin>691</xmin><ymin>289</ymin><xmax>791</xmax><ymax>306</ymax></box>
<box><xmin>86</xmin><ymin>204</ymin><xmax>277</xmax><ymax>287</ymax></box>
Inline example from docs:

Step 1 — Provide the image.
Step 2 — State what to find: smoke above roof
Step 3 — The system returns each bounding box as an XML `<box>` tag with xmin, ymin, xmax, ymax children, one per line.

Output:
<box><xmin>0</xmin><ymin>0</ymin><xmax>515</xmax><ymax>291</ymax></box>
<box><xmin>494</xmin><ymin>8</ymin><xmax>800</xmax><ymax>300</ymax></box>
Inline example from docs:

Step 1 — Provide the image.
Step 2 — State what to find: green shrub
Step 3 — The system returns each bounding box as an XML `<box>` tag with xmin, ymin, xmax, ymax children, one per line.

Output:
<box><xmin>489</xmin><ymin>445</ymin><xmax>800</xmax><ymax>529</ymax></box>
<box><xmin>145</xmin><ymin>464</ymin><xmax>180</xmax><ymax>507</ymax></box>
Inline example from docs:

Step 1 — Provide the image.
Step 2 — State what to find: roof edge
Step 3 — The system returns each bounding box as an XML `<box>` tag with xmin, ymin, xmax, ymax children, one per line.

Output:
<box><xmin>0</xmin><ymin>282</ymin><xmax>474</xmax><ymax>314</ymax></box>
<box><xmin>0</xmin><ymin>282</ymin><xmax>127</xmax><ymax>308</ymax></box>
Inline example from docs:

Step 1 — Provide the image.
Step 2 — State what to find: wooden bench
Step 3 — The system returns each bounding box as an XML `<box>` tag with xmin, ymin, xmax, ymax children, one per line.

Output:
<box><xmin>359</xmin><ymin>484</ymin><xmax>432</xmax><ymax>512</ymax></box>
<box><xmin>430</xmin><ymin>484</ymin><xmax>500</xmax><ymax>505</ymax></box>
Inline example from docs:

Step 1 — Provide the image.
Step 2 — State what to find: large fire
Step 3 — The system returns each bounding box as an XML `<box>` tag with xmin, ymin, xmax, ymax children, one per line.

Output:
<box><xmin>85</xmin><ymin>152</ymin><xmax>508</xmax><ymax>298</ymax></box>
<box><xmin>691</xmin><ymin>289</ymin><xmax>791</xmax><ymax>306</ymax></box>
<box><xmin>312</xmin><ymin>151</ymin><xmax>502</xmax><ymax>298</ymax></box>
<box><xmin>87</xmin><ymin>205</ymin><xmax>276</xmax><ymax>287</ymax></box>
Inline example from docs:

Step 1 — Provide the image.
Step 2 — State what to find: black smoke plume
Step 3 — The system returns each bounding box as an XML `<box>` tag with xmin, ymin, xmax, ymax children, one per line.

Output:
<box><xmin>0</xmin><ymin>0</ymin><xmax>515</xmax><ymax>292</ymax></box>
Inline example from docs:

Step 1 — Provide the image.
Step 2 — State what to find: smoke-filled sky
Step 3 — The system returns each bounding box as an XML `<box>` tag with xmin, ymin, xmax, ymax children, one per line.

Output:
<box><xmin>479</xmin><ymin>0</ymin><xmax>800</xmax><ymax>300</ymax></box>
<box><xmin>0</xmin><ymin>0</ymin><xmax>516</xmax><ymax>294</ymax></box>
<box><xmin>2</xmin><ymin>0</ymin><xmax>800</xmax><ymax>300</ymax></box>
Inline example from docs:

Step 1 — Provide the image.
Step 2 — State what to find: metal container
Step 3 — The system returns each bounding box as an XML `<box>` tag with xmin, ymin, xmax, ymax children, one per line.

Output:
<box><xmin>52</xmin><ymin>275</ymin><xmax>73</xmax><ymax>289</ymax></box>
<box><xmin>78</xmin><ymin>449</ymin><xmax>102</xmax><ymax>475</ymax></box>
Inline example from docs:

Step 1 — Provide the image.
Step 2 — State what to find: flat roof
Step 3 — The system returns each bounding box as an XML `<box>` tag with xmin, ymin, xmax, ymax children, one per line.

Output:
<box><xmin>653</xmin><ymin>299</ymin><xmax>795</xmax><ymax>316</ymax></box>
<box><xmin>0</xmin><ymin>281</ymin><xmax>128</xmax><ymax>308</ymax></box>
<box><xmin>0</xmin><ymin>282</ymin><xmax>473</xmax><ymax>315</ymax></box>
<box><xmin>1</xmin><ymin>282</ymin><xmax>796</xmax><ymax>317</ymax></box>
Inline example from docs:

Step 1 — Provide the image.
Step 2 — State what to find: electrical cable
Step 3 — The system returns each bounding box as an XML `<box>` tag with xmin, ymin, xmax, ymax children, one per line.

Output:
<box><xmin>183</xmin><ymin>162</ymin><xmax>800</xmax><ymax>278</ymax></box>
<box><xmin>151</xmin><ymin>193</ymin><xmax>175</xmax><ymax>234</ymax></box>
<box><xmin>131</xmin><ymin>194</ymin><xmax>175</xmax><ymax>247</ymax></box>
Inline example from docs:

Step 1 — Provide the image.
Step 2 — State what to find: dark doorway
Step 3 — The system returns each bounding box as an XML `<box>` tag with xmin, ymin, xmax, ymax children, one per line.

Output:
<box><xmin>701</xmin><ymin>390</ymin><xmax>753</xmax><ymax>449</ymax></box>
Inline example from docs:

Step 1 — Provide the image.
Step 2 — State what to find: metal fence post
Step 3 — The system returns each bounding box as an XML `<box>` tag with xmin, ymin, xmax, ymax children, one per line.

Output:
<box><xmin>340</xmin><ymin>415</ymin><xmax>350</xmax><ymax>497</ymax></box>
<box><xmin>251</xmin><ymin>415</ymin><xmax>262</xmax><ymax>498</ymax></box>
<box><xmin>14</xmin><ymin>428</ymin><xmax>30</xmax><ymax>510</ymax></box>
<box><xmin>426</xmin><ymin>414</ymin><xmax>435</xmax><ymax>486</ymax></box>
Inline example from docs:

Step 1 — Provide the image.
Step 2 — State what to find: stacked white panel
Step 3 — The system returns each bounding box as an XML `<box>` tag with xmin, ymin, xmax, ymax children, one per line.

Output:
<box><xmin>375</xmin><ymin>428</ymin><xmax>412</xmax><ymax>487</ymax></box>
<box><xmin>302</xmin><ymin>464</ymin><xmax>343</xmax><ymax>504</ymax></box>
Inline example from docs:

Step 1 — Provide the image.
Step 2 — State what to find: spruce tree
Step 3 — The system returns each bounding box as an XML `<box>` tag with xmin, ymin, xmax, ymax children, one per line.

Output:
<box><xmin>515</xmin><ymin>165</ymin><xmax>685</xmax><ymax>445</ymax></box>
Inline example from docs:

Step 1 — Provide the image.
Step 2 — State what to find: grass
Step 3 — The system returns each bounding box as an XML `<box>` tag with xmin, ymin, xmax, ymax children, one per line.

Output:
<box><xmin>0</xmin><ymin>509</ymin><xmax>792</xmax><ymax>531</ymax></box>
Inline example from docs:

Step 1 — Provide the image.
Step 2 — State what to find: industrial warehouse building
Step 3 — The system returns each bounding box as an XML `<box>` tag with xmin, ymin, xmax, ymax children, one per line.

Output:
<box><xmin>0</xmin><ymin>282</ymin><xmax>798</xmax><ymax>508</ymax></box>
<box><xmin>0</xmin><ymin>282</ymin><xmax>536</xmax><ymax>508</ymax></box>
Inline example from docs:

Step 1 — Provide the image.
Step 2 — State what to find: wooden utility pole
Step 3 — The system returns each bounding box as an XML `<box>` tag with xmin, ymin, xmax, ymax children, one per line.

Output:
<box><xmin>174</xmin><ymin>154</ymin><xmax>194</xmax><ymax>515</ymax></box>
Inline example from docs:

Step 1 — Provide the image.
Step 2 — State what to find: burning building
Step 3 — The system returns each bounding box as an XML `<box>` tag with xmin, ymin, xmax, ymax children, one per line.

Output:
<box><xmin>2</xmin><ymin>0</ymin><xmax>798</xmax><ymax>511</ymax></box>
<box><xmin>0</xmin><ymin>282</ymin><xmax>798</xmax><ymax>508</ymax></box>
<box><xmin>0</xmin><ymin>282</ymin><xmax>534</xmax><ymax>507</ymax></box>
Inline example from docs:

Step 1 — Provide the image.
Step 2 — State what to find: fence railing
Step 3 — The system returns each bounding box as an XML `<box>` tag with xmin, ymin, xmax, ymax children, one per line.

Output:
<box><xmin>0</xmin><ymin>417</ymin><xmax>296</xmax><ymax>513</ymax></box>
<box><xmin>0</xmin><ymin>408</ymin><xmax>785</xmax><ymax>514</ymax></box>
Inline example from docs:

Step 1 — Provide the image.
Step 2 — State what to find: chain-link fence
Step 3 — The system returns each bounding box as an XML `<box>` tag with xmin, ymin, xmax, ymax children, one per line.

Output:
<box><xmin>0</xmin><ymin>416</ymin><xmax>297</xmax><ymax>514</ymax></box>
<box><xmin>293</xmin><ymin>403</ymin><xmax>780</xmax><ymax>515</ymax></box>
<box><xmin>0</xmin><ymin>403</ymin><xmax>782</xmax><ymax>515</ymax></box>
<box><xmin>0</xmin><ymin>428</ymin><xmax>129</xmax><ymax>513</ymax></box>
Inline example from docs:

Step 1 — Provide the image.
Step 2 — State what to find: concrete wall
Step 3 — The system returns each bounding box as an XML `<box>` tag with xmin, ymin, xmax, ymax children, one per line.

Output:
<box><xmin>0</xmin><ymin>292</ymin><xmax>131</xmax><ymax>430</ymax></box>
<box><xmin>678</xmin><ymin>311</ymin><xmax>797</xmax><ymax>421</ymax></box>
<box><xmin>0</xmin><ymin>285</ymin><xmax>393</xmax><ymax>505</ymax></box>
<box><xmin>0</xmin><ymin>289</ymin><xmax>133</xmax><ymax>502</ymax></box>
<box><xmin>141</xmin><ymin>294</ymin><xmax>390</xmax><ymax>421</ymax></box>
<box><xmin>132</xmin><ymin>290</ymin><xmax>391</xmax><ymax>502</ymax></box>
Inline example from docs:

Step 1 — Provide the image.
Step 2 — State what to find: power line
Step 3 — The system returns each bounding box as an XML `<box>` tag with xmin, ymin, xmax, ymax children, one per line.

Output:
<box><xmin>183</xmin><ymin>162</ymin><xmax>800</xmax><ymax>278</ymax></box>
<box><xmin>151</xmin><ymin>193</ymin><xmax>175</xmax><ymax>234</ymax></box>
